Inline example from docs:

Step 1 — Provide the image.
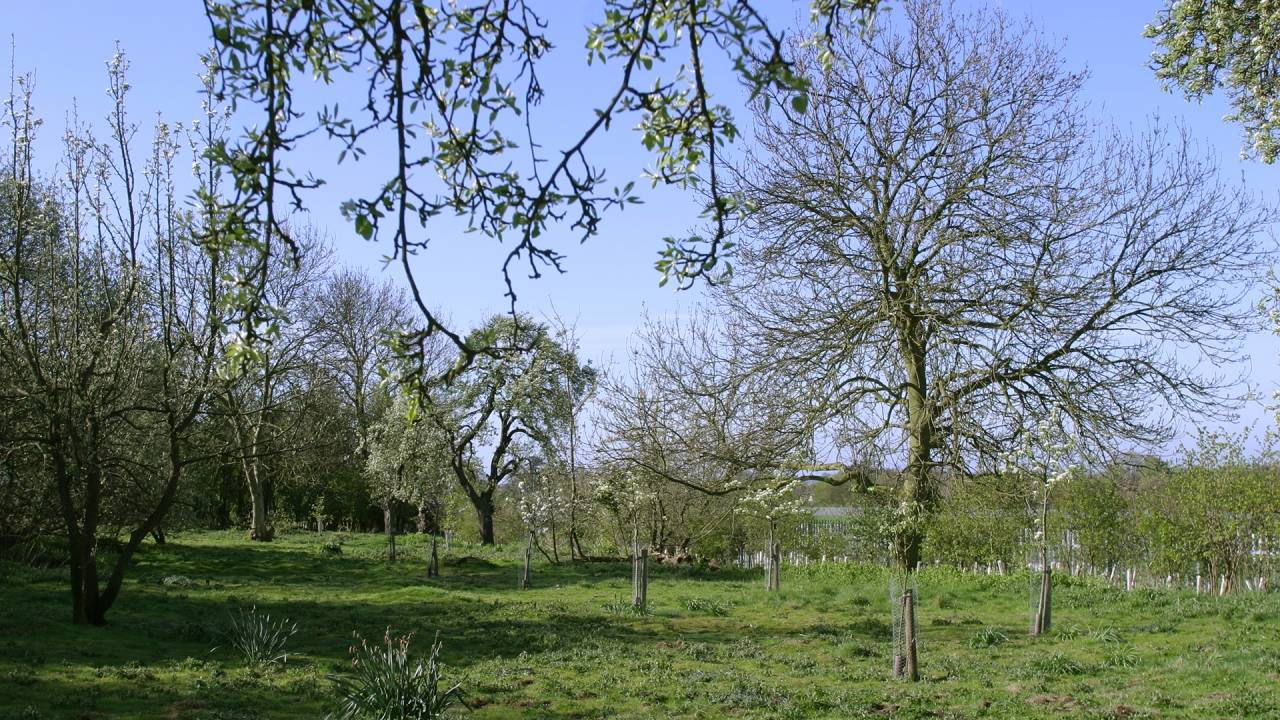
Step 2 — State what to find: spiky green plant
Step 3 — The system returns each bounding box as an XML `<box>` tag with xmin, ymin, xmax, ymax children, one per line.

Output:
<box><xmin>967</xmin><ymin>626</ymin><xmax>1009</xmax><ymax>648</ymax></box>
<box><xmin>225</xmin><ymin>606</ymin><xmax>298</xmax><ymax>669</ymax></box>
<box><xmin>684</xmin><ymin>597</ymin><xmax>730</xmax><ymax>616</ymax></box>
<box><xmin>330</xmin><ymin>631</ymin><xmax>462</xmax><ymax>720</ymax></box>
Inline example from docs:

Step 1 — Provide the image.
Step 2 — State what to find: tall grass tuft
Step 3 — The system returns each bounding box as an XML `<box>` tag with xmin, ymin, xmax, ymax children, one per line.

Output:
<box><xmin>330</xmin><ymin>630</ymin><xmax>462</xmax><ymax>720</ymax></box>
<box><xmin>226</xmin><ymin>606</ymin><xmax>298</xmax><ymax>669</ymax></box>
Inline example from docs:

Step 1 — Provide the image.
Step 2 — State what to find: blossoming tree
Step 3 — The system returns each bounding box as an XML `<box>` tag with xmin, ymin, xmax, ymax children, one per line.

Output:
<box><xmin>736</xmin><ymin>477</ymin><xmax>807</xmax><ymax>592</ymax></box>
<box><xmin>1004</xmin><ymin>408</ymin><xmax>1078</xmax><ymax>636</ymax></box>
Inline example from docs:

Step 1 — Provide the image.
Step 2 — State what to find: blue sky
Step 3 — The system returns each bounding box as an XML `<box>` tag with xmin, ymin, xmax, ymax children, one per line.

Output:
<box><xmin>6</xmin><ymin>1</ymin><xmax>1278</xmax><ymax>449</ymax></box>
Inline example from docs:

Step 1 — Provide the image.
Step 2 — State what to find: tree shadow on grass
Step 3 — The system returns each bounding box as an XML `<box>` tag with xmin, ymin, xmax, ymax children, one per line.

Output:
<box><xmin>1</xmin><ymin>536</ymin><xmax>880</xmax><ymax>719</ymax></box>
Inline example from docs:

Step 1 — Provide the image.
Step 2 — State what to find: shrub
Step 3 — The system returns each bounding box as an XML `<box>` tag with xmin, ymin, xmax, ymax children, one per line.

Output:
<box><xmin>225</xmin><ymin>606</ymin><xmax>298</xmax><ymax>669</ymax></box>
<box><xmin>330</xmin><ymin>631</ymin><xmax>462</xmax><ymax>720</ymax></box>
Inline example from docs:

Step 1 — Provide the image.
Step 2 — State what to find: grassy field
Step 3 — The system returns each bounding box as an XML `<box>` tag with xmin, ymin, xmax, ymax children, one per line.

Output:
<box><xmin>1</xmin><ymin>530</ymin><xmax>1278</xmax><ymax>719</ymax></box>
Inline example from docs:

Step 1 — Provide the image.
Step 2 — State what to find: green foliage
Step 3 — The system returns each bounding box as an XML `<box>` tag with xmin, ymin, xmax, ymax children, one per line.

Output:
<box><xmin>1055</xmin><ymin>469</ymin><xmax>1137</xmax><ymax>570</ymax></box>
<box><xmin>1137</xmin><ymin>429</ymin><xmax>1280</xmax><ymax>579</ymax></box>
<box><xmin>225</xmin><ymin>606</ymin><xmax>299</xmax><ymax>669</ymax></box>
<box><xmin>330</xmin><ymin>631</ymin><xmax>462</xmax><ymax>720</ymax></box>
<box><xmin>924</xmin><ymin>475</ymin><xmax>1028</xmax><ymax>569</ymax></box>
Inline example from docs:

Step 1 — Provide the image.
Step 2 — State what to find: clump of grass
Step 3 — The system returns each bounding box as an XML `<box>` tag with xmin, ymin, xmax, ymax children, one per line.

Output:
<box><xmin>1103</xmin><ymin>643</ymin><xmax>1138</xmax><ymax>669</ymax></box>
<box><xmin>322</xmin><ymin>539</ymin><xmax>344</xmax><ymax>556</ymax></box>
<box><xmin>1091</xmin><ymin>626</ymin><xmax>1123</xmax><ymax>644</ymax></box>
<box><xmin>837</xmin><ymin>639</ymin><xmax>877</xmax><ymax>659</ymax></box>
<box><xmin>684</xmin><ymin>597</ymin><xmax>730</xmax><ymax>616</ymax></box>
<box><xmin>330</xmin><ymin>631</ymin><xmax>462</xmax><ymax>720</ymax></box>
<box><xmin>602</xmin><ymin>598</ymin><xmax>648</xmax><ymax>616</ymax></box>
<box><xmin>847</xmin><ymin>617</ymin><xmax>892</xmax><ymax>640</ymax></box>
<box><xmin>1054</xmin><ymin>623</ymin><xmax>1083</xmax><ymax>640</ymax></box>
<box><xmin>1024</xmin><ymin>653</ymin><xmax>1085</xmax><ymax>677</ymax></box>
<box><xmin>225</xmin><ymin>606</ymin><xmax>298</xmax><ymax>669</ymax></box>
<box><xmin>968</xmin><ymin>626</ymin><xmax>1009</xmax><ymax>649</ymax></box>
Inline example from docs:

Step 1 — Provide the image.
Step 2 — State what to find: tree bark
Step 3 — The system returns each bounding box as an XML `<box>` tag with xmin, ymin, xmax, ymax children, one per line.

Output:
<box><xmin>631</xmin><ymin>525</ymin><xmax>648</xmax><ymax>611</ymax></box>
<box><xmin>902</xmin><ymin>588</ymin><xmax>919</xmax><ymax>682</ymax></box>
<box><xmin>520</xmin><ymin>531</ymin><xmax>533</xmax><ymax>590</ymax></box>
<box><xmin>247</xmin><ymin>465</ymin><xmax>273</xmax><ymax>541</ymax></box>
<box><xmin>384</xmin><ymin>505</ymin><xmax>396</xmax><ymax>562</ymax></box>
<box><xmin>1031</xmin><ymin>481</ymin><xmax>1053</xmax><ymax>636</ymax></box>
<box><xmin>769</xmin><ymin>539</ymin><xmax>781</xmax><ymax>592</ymax></box>
<box><xmin>474</xmin><ymin>493</ymin><xmax>496</xmax><ymax>545</ymax></box>
<box><xmin>766</xmin><ymin>519</ymin><xmax>781</xmax><ymax>592</ymax></box>
<box><xmin>1031</xmin><ymin>566</ymin><xmax>1053</xmax><ymax>636</ymax></box>
<box><xmin>427</xmin><ymin>533</ymin><xmax>439</xmax><ymax>578</ymax></box>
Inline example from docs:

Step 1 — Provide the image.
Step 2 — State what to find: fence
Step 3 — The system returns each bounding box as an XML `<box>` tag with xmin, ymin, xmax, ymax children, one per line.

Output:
<box><xmin>733</xmin><ymin>521</ymin><xmax>1280</xmax><ymax>595</ymax></box>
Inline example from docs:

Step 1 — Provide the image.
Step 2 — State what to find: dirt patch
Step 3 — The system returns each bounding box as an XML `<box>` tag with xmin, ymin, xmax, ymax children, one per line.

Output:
<box><xmin>446</xmin><ymin>555</ymin><xmax>499</xmax><ymax>569</ymax></box>
<box><xmin>1027</xmin><ymin>694</ymin><xmax>1078</xmax><ymax>711</ymax></box>
<box><xmin>165</xmin><ymin>700</ymin><xmax>208</xmax><ymax>719</ymax></box>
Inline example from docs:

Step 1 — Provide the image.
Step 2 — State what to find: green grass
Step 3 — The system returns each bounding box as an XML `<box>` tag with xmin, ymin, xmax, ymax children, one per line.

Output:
<box><xmin>2</xmin><ymin>531</ymin><xmax>1279</xmax><ymax>719</ymax></box>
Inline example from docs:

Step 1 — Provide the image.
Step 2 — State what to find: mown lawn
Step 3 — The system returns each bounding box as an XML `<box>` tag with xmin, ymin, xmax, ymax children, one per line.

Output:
<box><xmin>1</xmin><ymin>530</ymin><xmax>1278</xmax><ymax>719</ymax></box>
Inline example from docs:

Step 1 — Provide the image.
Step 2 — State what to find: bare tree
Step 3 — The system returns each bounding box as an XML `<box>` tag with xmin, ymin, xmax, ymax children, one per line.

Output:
<box><xmin>595</xmin><ymin>312</ymin><xmax>834</xmax><ymax>567</ymax></box>
<box><xmin>598</xmin><ymin>313</ymin><xmax>815</xmax><ymax>498</ymax></box>
<box><xmin>311</xmin><ymin>268</ymin><xmax>411</xmax><ymax>457</ymax></box>
<box><xmin>539</xmin><ymin>311</ymin><xmax>598</xmax><ymax>561</ymax></box>
<box><xmin>217</xmin><ymin>232</ymin><xmax>331</xmax><ymax>541</ymax></box>
<box><xmin>310</xmin><ymin>268</ymin><xmax>411</xmax><ymax>548</ymax></box>
<box><xmin>719</xmin><ymin>0</ymin><xmax>1273</xmax><ymax>677</ymax></box>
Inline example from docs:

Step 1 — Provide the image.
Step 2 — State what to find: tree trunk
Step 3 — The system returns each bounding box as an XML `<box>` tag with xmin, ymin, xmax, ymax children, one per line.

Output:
<box><xmin>894</xmin><ymin>317</ymin><xmax>932</xmax><ymax>571</ymax></box>
<box><xmin>902</xmin><ymin>588</ymin><xmax>919</xmax><ymax>681</ymax></box>
<box><xmin>886</xmin><ymin>319</ymin><xmax>929</xmax><ymax>682</ymax></box>
<box><xmin>473</xmin><ymin>493</ymin><xmax>496</xmax><ymax>545</ymax></box>
<box><xmin>1031</xmin><ymin>566</ymin><xmax>1053</xmax><ymax>636</ymax></box>
<box><xmin>59</xmin><ymin>433</ymin><xmax>186</xmax><ymax>626</ymax></box>
<box><xmin>1031</xmin><ymin>483</ymin><xmax>1052</xmax><ymax>636</ymax></box>
<box><xmin>765</xmin><ymin>519</ymin><xmax>781</xmax><ymax>592</ymax></box>
<box><xmin>631</xmin><ymin>525</ymin><xmax>648</xmax><ymax>611</ymax></box>
<box><xmin>520</xmin><ymin>531</ymin><xmax>533</xmax><ymax>590</ymax></box>
<box><xmin>233</xmin><ymin>410</ymin><xmax>274</xmax><ymax>542</ymax></box>
<box><xmin>246</xmin><ymin>460</ymin><xmax>273</xmax><ymax>541</ymax></box>
<box><xmin>770</xmin><ymin>539</ymin><xmax>781</xmax><ymax>592</ymax></box>
<box><xmin>549</xmin><ymin>514</ymin><xmax>560</xmax><ymax>564</ymax></box>
<box><xmin>427</xmin><ymin>533</ymin><xmax>439</xmax><ymax>578</ymax></box>
<box><xmin>384</xmin><ymin>505</ymin><xmax>396</xmax><ymax>563</ymax></box>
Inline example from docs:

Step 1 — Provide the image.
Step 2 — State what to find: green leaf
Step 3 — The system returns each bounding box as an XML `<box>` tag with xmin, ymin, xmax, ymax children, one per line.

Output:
<box><xmin>355</xmin><ymin>214</ymin><xmax>374</xmax><ymax>240</ymax></box>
